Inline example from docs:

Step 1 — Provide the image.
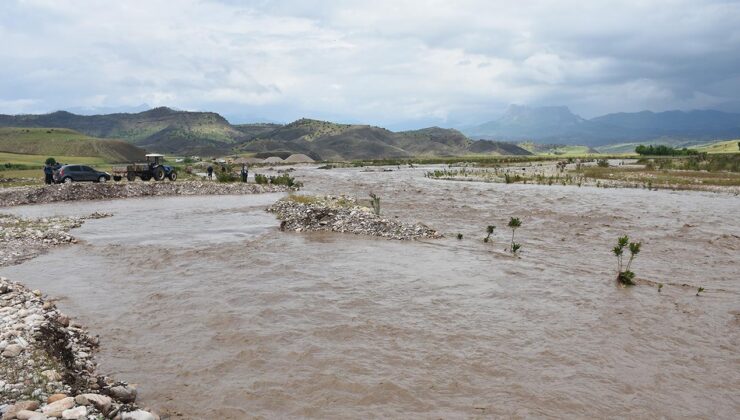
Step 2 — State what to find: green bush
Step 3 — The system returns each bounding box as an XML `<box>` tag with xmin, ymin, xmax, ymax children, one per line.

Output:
<box><xmin>217</xmin><ymin>171</ymin><xmax>239</xmax><ymax>183</ymax></box>
<box><xmin>254</xmin><ymin>173</ymin><xmax>269</xmax><ymax>184</ymax></box>
<box><xmin>613</xmin><ymin>235</ymin><xmax>641</xmax><ymax>286</ymax></box>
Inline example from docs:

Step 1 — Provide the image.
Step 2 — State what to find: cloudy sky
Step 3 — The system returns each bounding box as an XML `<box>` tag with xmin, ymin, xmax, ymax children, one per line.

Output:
<box><xmin>1</xmin><ymin>0</ymin><xmax>739</xmax><ymax>128</ymax></box>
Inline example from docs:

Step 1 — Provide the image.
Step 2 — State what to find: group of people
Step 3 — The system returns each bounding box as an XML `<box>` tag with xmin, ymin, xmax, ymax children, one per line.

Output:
<box><xmin>205</xmin><ymin>163</ymin><xmax>249</xmax><ymax>182</ymax></box>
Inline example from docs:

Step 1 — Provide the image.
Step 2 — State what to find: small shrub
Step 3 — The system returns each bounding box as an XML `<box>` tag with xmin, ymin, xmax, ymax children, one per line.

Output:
<box><xmin>457</xmin><ymin>233</ymin><xmax>463</xmax><ymax>240</ymax></box>
<box><xmin>368</xmin><ymin>193</ymin><xmax>381</xmax><ymax>215</ymax></box>
<box><xmin>507</xmin><ymin>217</ymin><xmax>521</xmax><ymax>253</ymax></box>
<box><xmin>613</xmin><ymin>235</ymin><xmax>641</xmax><ymax>286</ymax></box>
<box><xmin>658</xmin><ymin>283</ymin><xmax>663</xmax><ymax>293</ymax></box>
<box><xmin>287</xmin><ymin>194</ymin><xmax>320</xmax><ymax>205</ymax></box>
<box><xmin>254</xmin><ymin>173</ymin><xmax>269</xmax><ymax>184</ymax></box>
<box><xmin>45</xmin><ymin>157</ymin><xmax>56</xmax><ymax>166</ymax></box>
<box><xmin>485</xmin><ymin>225</ymin><xmax>495</xmax><ymax>243</ymax></box>
<box><xmin>270</xmin><ymin>173</ymin><xmax>300</xmax><ymax>187</ymax></box>
<box><xmin>511</xmin><ymin>243</ymin><xmax>521</xmax><ymax>253</ymax></box>
<box><xmin>216</xmin><ymin>171</ymin><xmax>238</xmax><ymax>183</ymax></box>
<box><xmin>696</xmin><ymin>287</ymin><xmax>705</xmax><ymax>296</ymax></box>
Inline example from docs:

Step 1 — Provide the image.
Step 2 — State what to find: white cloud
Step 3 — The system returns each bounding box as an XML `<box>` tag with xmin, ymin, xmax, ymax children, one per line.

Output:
<box><xmin>0</xmin><ymin>0</ymin><xmax>738</xmax><ymax>126</ymax></box>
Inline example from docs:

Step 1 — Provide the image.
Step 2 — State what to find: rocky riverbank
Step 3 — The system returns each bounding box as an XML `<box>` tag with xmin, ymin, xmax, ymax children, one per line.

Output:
<box><xmin>267</xmin><ymin>195</ymin><xmax>442</xmax><ymax>240</ymax></box>
<box><xmin>0</xmin><ymin>213</ymin><xmax>111</xmax><ymax>267</ymax></box>
<box><xmin>1</xmin><ymin>214</ymin><xmax>159</xmax><ymax>419</ymax></box>
<box><xmin>0</xmin><ymin>277</ymin><xmax>158</xmax><ymax>420</ymax></box>
<box><xmin>0</xmin><ymin>181</ymin><xmax>296</xmax><ymax>207</ymax></box>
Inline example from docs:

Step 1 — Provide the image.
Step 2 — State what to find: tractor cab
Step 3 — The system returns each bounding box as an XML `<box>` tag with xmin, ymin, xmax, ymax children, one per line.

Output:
<box><xmin>146</xmin><ymin>154</ymin><xmax>165</xmax><ymax>166</ymax></box>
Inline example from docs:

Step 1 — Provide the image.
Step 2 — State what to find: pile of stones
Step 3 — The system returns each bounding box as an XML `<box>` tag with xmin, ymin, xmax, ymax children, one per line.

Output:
<box><xmin>267</xmin><ymin>195</ymin><xmax>441</xmax><ymax>240</ymax></box>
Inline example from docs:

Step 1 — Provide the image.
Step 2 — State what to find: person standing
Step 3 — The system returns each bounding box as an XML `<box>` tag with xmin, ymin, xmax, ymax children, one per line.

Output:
<box><xmin>43</xmin><ymin>164</ymin><xmax>53</xmax><ymax>184</ymax></box>
<box><xmin>241</xmin><ymin>164</ymin><xmax>248</xmax><ymax>182</ymax></box>
<box><xmin>207</xmin><ymin>165</ymin><xmax>214</xmax><ymax>180</ymax></box>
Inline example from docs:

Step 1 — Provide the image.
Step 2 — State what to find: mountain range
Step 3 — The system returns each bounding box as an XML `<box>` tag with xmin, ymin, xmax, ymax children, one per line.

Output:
<box><xmin>464</xmin><ymin>105</ymin><xmax>740</xmax><ymax>146</ymax></box>
<box><xmin>0</xmin><ymin>108</ymin><xmax>530</xmax><ymax>159</ymax></box>
<box><xmin>1</xmin><ymin>105</ymin><xmax>739</xmax><ymax>159</ymax></box>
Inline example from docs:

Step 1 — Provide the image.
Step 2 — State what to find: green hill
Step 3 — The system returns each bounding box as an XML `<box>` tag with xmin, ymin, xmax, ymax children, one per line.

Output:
<box><xmin>0</xmin><ymin>127</ymin><xmax>146</xmax><ymax>162</ymax></box>
<box><xmin>0</xmin><ymin>110</ymin><xmax>532</xmax><ymax>159</ymax></box>
<box><xmin>692</xmin><ymin>139</ymin><xmax>740</xmax><ymax>153</ymax></box>
<box><xmin>0</xmin><ymin>107</ymin><xmax>244</xmax><ymax>155</ymax></box>
<box><xmin>235</xmin><ymin>118</ymin><xmax>531</xmax><ymax>160</ymax></box>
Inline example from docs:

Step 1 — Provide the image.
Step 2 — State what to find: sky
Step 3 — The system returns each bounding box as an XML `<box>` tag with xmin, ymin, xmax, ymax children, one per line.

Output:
<box><xmin>1</xmin><ymin>0</ymin><xmax>739</xmax><ymax>129</ymax></box>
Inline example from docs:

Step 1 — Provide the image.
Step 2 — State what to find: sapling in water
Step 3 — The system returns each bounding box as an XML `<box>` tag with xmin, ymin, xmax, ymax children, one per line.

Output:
<box><xmin>368</xmin><ymin>193</ymin><xmax>381</xmax><ymax>215</ymax></box>
<box><xmin>658</xmin><ymin>283</ymin><xmax>663</xmax><ymax>293</ymax></box>
<box><xmin>696</xmin><ymin>287</ymin><xmax>705</xmax><ymax>296</ymax></box>
<box><xmin>457</xmin><ymin>233</ymin><xmax>463</xmax><ymax>240</ymax></box>
<box><xmin>507</xmin><ymin>217</ymin><xmax>522</xmax><ymax>253</ymax></box>
<box><xmin>613</xmin><ymin>235</ymin><xmax>641</xmax><ymax>285</ymax></box>
<box><xmin>484</xmin><ymin>225</ymin><xmax>495</xmax><ymax>243</ymax></box>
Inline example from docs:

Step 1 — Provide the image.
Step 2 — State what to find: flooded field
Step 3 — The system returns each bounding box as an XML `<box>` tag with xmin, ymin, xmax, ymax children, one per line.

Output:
<box><xmin>2</xmin><ymin>166</ymin><xmax>739</xmax><ymax>418</ymax></box>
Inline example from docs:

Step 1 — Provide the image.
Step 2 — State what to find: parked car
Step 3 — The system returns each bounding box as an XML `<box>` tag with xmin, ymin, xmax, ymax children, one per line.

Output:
<box><xmin>53</xmin><ymin>165</ymin><xmax>111</xmax><ymax>183</ymax></box>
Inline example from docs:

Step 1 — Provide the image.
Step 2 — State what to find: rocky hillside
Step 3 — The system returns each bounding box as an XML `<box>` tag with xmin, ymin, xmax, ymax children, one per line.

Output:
<box><xmin>236</xmin><ymin>119</ymin><xmax>530</xmax><ymax>160</ymax></box>
<box><xmin>0</xmin><ymin>127</ymin><xmax>146</xmax><ymax>162</ymax></box>
<box><xmin>0</xmin><ymin>110</ymin><xmax>531</xmax><ymax>159</ymax></box>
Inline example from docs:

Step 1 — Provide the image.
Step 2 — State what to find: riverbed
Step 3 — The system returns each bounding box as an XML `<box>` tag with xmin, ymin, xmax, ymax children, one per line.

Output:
<box><xmin>1</xmin><ymin>166</ymin><xmax>738</xmax><ymax>418</ymax></box>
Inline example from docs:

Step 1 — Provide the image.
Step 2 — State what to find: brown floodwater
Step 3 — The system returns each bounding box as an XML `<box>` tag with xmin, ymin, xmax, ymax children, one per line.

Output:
<box><xmin>1</xmin><ymin>167</ymin><xmax>739</xmax><ymax>419</ymax></box>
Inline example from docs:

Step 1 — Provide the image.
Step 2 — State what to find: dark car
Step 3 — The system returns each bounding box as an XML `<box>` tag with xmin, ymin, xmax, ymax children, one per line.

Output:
<box><xmin>53</xmin><ymin>165</ymin><xmax>111</xmax><ymax>183</ymax></box>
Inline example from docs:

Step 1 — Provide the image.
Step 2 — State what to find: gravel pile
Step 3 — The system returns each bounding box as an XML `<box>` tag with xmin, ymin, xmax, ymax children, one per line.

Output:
<box><xmin>0</xmin><ymin>181</ymin><xmax>295</xmax><ymax>207</ymax></box>
<box><xmin>0</xmin><ymin>277</ymin><xmax>158</xmax><ymax>420</ymax></box>
<box><xmin>0</xmin><ymin>213</ymin><xmax>111</xmax><ymax>267</ymax></box>
<box><xmin>267</xmin><ymin>195</ymin><xmax>442</xmax><ymax>240</ymax></box>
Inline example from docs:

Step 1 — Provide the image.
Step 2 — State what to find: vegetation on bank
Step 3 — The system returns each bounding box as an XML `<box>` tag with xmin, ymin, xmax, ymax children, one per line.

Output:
<box><xmin>634</xmin><ymin>144</ymin><xmax>700</xmax><ymax>156</ymax></box>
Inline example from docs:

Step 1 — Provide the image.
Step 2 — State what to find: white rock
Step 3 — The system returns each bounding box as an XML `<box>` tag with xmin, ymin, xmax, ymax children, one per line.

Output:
<box><xmin>2</xmin><ymin>343</ymin><xmax>22</xmax><ymax>358</ymax></box>
<box><xmin>61</xmin><ymin>406</ymin><xmax>87</xmax><ymax>420</ymax></box>
<box><xmin>121</xmin><ymin>410</ymin><xmax>159</xmax><ymax>420</ymax></box>
<box><xmin>41</xmin><ymin>397</ymin><xmax>75</xmax><ymax>417</ymax></box>
<box><xmin>74</xmin><ymin>394</ymin><xmax>111</xmax><ymax>412</ymax></box>
<box><xmin>16</xmin><ymin>410</ymin><xmax>42</xmax><ymax>420</ymax></box>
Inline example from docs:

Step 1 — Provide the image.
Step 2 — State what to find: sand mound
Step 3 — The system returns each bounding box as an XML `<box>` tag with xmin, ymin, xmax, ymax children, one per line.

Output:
<box><xmin>284</xmin><ymin>154</ymin><xmax>315</xmax><ymax>163</ymax></box>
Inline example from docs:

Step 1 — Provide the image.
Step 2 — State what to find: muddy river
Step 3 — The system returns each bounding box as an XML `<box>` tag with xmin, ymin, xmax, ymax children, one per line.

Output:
<box><xmin>2</xmin><ymin>167</ymin><xmax>739</xmax><ymax>418</ymax></box>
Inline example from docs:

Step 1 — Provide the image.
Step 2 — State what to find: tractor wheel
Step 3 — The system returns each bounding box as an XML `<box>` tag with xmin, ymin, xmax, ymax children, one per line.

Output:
<box><xmin>127</xmin><ymin>172</ymin><xmax>136</xmax><ymax>182</ymax></box>
<box><xmin>168</xmin><ymin>171</ymin><xmax>178</xmax><ymax>181</ymax></box>
<box><xmin>154</xmin><ymin>167</ymin><xmax>166</xmax><ymax>181</ymax></box>
<box><xmin>113</xmin><ymin>176</ymin><xmax>122</xmax><ymax>182</ymax></box>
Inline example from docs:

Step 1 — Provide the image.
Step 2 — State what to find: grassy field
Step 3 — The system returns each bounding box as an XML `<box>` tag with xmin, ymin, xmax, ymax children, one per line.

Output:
<box><xmin>579</xmin><ymin>166</ymin><xmax>740</xmax><ymax>187</ymax></box>
<box><xmin>518</xmin><ymin>142</ymin><xmax>597</xmax><ymax>156</ymax></box>
<box><xmin>0</xmin><ymin>151</ymin><xmax>110</xmax><ymax>166</ymax></box>
<box><xmin>692</xmin><ymin>139</ymin><xmax>740</xmax><ymax>153</ymax></box>
<box><xmin>598</xmin><ymin>138</ymin><xmax>740</xmax><ymax>154</ymax></box>
<box><xmin>0</xmin><ymin>127</ymin><xmax>145</xmax><ymax>162</ymax></box>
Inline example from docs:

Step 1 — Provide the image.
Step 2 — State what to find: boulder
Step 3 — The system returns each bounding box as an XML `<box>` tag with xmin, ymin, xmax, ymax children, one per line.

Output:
<box><xmin>41</xmin><ymin>397</ymin><xmax>74</xmax><ymax>417</ymax></box>
<box><xmin>61</xmin><ymin>406</ymin><xmax>87</xmax><ymax>420</ymax></box>
<box><xmin>108</xmin><ymin>385</ymin><xmax>137</xmax><ymax>403</ymax></box>
<box><xmin>121</xmin><ymin>410</ymin><xmax>160</xmax><ymax>420</ymax></box>
<box><xmin>2</xmin><ymin>401</ymin><xmax>40</xmax><ymax>420</ymax></box>
<box><xmin>74</xmin><ymin>394</ymin><xmax>112</xmax><ymax>413</ymax></box>
<box><xmin>1</xmin><ymin>344</ymin><xmax>22</xmax><ymax>358</ymax></box>
<box><xmin>46</xmin><ymin>393</ymin><xmax>68</xmax><ymax>403</ymax></box>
